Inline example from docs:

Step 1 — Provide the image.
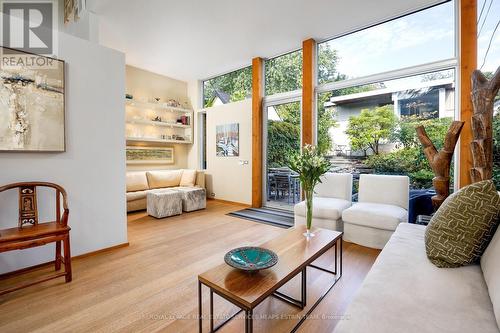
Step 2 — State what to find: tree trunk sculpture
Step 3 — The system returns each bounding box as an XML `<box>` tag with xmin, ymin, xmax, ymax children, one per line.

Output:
<box><xmin>470</xmin><ymin>67</ymin><xmax>500</xmax><ymax>182</ymax></box>
<box><xmin>416</xmin><ymin>121</ymin><xmax>465</xmax><ymax>210</ymax></box>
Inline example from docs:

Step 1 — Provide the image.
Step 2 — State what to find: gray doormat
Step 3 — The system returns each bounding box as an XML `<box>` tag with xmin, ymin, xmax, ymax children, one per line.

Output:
<box><xmin>228</xmin><ymin>207</ymin><xmax>294</xmax><ymax>228</ymax></box>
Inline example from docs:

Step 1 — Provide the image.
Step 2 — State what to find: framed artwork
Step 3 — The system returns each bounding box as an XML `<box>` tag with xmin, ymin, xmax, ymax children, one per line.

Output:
<box><xmin>216</xmin><ymin>123</ymin><xmax>239</xmax><ymax>157</ymax></box>
<box><xmin>126</xmin><ymin>146</ymin><xmax>174</xmax><ymax>164</ymax></box>
<box><xmin>0</xmin><ymin>47</ymin><xmax>65</xmax><ymax>152</ymax></box>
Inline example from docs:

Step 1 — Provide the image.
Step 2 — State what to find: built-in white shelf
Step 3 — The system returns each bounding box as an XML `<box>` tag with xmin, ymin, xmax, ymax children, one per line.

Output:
<box><xmin>125</xmin><ymin>99</ymin><xmax>193</xmax><ymax>114</ymax></box>
<box><xmin>126</xmin><ymin>137</ymin><xmax>192</xmax><ymax>144</ymax></box>
<box><xmin>126</xmin><ymin>119</ymin><xmax>191</xmax><ymax>129</ymax></box>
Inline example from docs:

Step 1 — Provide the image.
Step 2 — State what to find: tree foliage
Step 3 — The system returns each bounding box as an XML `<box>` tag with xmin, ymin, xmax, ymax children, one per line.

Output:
<box><xmin>345</xmin><ymin>105</ymin><xmax>396</xmax><ymax>155</ymax></box>
<box><xmin>393</xmin><ymin>116</ymin><xmax>453</xmax><ymax>150</ymax></box>
<box><xmin>203</xmin><ymin>67</ymin><xmax>252</xmax><ymax>107</ymax></box>
<box><xmin>366</xmin><ymin>116</ymin><xmax>455</xmax><ymax>189</ymax></box>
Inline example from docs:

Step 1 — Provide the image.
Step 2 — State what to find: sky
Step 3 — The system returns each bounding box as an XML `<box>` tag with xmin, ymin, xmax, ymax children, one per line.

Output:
<box><xmin>320</xmin><ymin>0</ymin><xmax>499</xmax><ymax>82</ymax></box>
<box><xmin>477</xmin><ymin>0</ymin><xmax>500</xmax><ymax>72</ymax></box>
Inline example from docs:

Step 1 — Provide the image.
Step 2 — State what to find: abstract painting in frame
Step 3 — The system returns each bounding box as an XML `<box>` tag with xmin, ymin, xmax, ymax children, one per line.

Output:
<box><xmin>0</xmin><ymin>47</ymin><xmax>65</xmax><ymax>152</ymax></box>
<box><xmin>216</xmin><ymin>123</ymin><xmax>239</xmax><ymax>157</ymax></box>
<box><xmin>126</xmin><ymin>146</ymin><xmax>174</xmax><ymax>165</ymax></box>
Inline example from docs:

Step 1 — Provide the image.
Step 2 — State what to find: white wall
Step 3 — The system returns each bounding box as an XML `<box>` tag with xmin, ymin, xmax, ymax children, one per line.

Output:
<box><xmin>204</xmin><ymin>99</ymin><xmax>252</xmax><ymax>205</ymax></box>
<box><xmin>0</xmin><ymin>32</ymin><xmax>127</xmax><ymax>274</ymax></box>
<box><xmin>126</xmin><ymin>65</ymin><xmax>190</xmax><ymax>171</ymax></box>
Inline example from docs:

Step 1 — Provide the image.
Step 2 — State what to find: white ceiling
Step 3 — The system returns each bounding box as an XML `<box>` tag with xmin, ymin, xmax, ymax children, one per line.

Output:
<box><xmin>88</xmin><ymin>0</ymin><xmax>445</xmax><ymax>82</ymax></box>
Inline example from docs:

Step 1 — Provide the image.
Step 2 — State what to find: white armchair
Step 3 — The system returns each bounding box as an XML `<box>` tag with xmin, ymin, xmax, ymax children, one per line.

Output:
<box><xmin>342</xmin><ymin>174</ymin><xmax>409</xmax><ymax>249</ymax></box>
<box><xmin>294</xmin><ymin>173</ymin><xmax>353</xmax><ymax>231</ymax></box>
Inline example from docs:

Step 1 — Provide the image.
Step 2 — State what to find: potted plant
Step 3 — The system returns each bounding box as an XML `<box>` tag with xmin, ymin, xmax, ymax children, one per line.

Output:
<box><xmin>289</xmin><ymin>145</ymin><xmax>331</xmax><ymax>238</ymax></box>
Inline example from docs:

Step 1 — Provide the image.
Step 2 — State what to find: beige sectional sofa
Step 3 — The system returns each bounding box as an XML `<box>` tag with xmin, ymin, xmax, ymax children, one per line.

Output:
<box><xmin>126</xmin><ymin>169</ymin><xmax>205</xmax><ymax>212</ymax></box>
<box><xmin>335</xmin><ymin>222</ymin><xmax>500</xmax><ymax>333</ymax></box>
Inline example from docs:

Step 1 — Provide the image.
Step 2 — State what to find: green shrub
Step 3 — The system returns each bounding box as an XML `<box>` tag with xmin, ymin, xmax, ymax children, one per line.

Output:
<box><xmin>365</xmin><ymin>147</ymin><xmax>434</xmax><ymax>189</ymax></box>
<box><xmin>267</xmin><ymin>120</ymin><xmax>300</xmax><ymax>168</ymax></box>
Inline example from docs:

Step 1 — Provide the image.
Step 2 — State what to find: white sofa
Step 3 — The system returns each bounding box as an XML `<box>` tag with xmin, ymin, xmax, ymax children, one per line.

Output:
<box><xmin>126</xmin><ymin>169</ymin><xmax>205</xmax><ymax>212</ymax></box>
<box><xmin>342</xmin><ymin>174</ymin><xmax>409</xmax><ymax>249</ymax></box>
<box><xmin>335</xmin><ymin>222</ymin><xmax>500</xmax><ymax>333</ymax></box>
<box><xmin>294</xmin><ymin>173</ymin><xmax>352</xmax><ymax>231</ymax></box>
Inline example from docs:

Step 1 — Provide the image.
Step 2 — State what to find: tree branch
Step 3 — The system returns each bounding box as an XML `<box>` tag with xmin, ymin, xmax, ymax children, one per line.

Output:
<box><xmin>416</xmin><ymin>125</ymin><xmax>437</xmax><ymax>161</ymax></box>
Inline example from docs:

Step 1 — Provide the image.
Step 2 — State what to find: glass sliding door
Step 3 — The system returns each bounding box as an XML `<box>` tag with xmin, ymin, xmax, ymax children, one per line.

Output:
<box><xmin>264</xmin><ymin>100</ymin><xmax>301</xmax><ymax>210</ymax></box>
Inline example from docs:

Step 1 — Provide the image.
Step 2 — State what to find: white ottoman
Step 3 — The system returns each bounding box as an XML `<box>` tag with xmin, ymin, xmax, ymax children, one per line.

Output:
<box><xmin>147</xmin><ymin>190</ymin><xmax>183</xmax><ymax>218</ymax></box>
<box><xmin>174</xmin><ymin>187</ymin><xmax>206</xmax><ymax>212</ymax></box>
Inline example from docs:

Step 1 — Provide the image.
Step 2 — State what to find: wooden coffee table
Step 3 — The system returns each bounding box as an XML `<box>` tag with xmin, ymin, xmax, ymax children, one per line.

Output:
<box><xmin>198</xmin><ymin>225</ymin><xmax>343</xmax><ymax>333</ymax></box>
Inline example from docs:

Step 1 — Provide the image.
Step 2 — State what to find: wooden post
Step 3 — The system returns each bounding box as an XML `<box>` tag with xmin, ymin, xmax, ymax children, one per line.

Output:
<box><xmin>417</xmin><ymin>121</ymin><xmax>464</xmax><ymax>210</ymax></box>
<box><xmin>302</xmin><ymin>38</ymin><xmax>316</xmax><ymax>147</ymax></box>
<box><xmin>458</xmin><ymin>0</ymin><xmax>477</xmax><ymax>188</ymax></box>
<box><xmin>252</xmin><ymin>57</ymin><xmax>264</xmax><ymax>208</ymax></box>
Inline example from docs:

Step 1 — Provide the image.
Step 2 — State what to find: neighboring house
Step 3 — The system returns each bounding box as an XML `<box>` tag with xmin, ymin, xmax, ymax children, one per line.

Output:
<box><xmin>211</xmin><ymin>89</ymin><xmax>231</xmax><ymax>106</ymax></box>
<box><xmin>325</xmin><ymin>78</ymin><xmax>455</xmax><ymax>156</ymax></box>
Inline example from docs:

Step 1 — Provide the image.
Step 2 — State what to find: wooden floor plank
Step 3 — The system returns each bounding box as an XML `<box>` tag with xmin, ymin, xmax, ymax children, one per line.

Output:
<box><xmin>0</xmin><ymin>201</ymin><xmax>379</xmax><ymax>333</ymax></box>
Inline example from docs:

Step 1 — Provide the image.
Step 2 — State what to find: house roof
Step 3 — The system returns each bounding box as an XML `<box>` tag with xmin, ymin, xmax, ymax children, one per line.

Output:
<box><xmin>326</xmin><ymin>78</ymin><xmax>454</xmax><ymax>107</ymax></box>
<box><xmin>214</xmin><ymin>89</ymin><xmax>231</xmax><ymax>104</ymax></box>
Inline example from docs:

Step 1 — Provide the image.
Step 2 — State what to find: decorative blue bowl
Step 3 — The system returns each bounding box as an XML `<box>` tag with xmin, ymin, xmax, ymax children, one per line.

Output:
<box><xmin>224</xmin><ymin>247</ymin><xmax>278</xmax><ymax>272</ymax></box>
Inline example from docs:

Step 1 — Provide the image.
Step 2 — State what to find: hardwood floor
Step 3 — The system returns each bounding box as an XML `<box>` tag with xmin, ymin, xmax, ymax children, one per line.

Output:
<box><xmin>0</xmin><ymin>201</ymin><xmax>379</xmax><ymax>333</ymax></box>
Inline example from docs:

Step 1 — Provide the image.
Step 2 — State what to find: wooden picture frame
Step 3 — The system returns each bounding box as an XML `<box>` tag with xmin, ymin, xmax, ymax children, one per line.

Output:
<box><xmin>126</xmin><ymin>146</ymin><xmax>174</xmax><ymax>165</ymax></box>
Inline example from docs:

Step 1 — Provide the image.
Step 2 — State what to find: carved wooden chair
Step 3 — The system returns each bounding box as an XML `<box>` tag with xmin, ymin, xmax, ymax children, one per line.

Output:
<box><xmin>0</xmin><ymin>182</ymin><xmax>71</xmax><ymax>295</ymax></box>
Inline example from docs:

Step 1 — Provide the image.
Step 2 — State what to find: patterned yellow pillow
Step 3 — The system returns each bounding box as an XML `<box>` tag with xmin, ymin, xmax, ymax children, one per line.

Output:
<box><xmin>425</xmin><ymin>180</ymin><xmax>500</xmax><ymax>268</ymax></box>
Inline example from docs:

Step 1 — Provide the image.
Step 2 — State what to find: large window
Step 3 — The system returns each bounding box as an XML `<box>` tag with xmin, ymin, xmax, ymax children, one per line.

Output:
<box><xmin>318</xmin><ymin>1</ymin><xmax>455</xmax><ymax>84</ymax></box>
<box><xmin>263</xmin><ymin>50</ymin><xmax>303</xmax><ymax>210</ymax></box>
<box><xmin>202</xmin><ymin>66</ymin><xmax>252</xmax><ymax>108</ymax></box>
<box><xmin>316</xmin><ymin>1</ymin><xmax>457</xmax><ymax>195</ymax></box>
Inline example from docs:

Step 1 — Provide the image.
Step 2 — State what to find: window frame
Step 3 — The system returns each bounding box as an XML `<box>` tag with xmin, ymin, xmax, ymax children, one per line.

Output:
<box><xmin>314</xmin><ymin>0</ymin><xmax>460</xmax><ymax>188</ymax></box>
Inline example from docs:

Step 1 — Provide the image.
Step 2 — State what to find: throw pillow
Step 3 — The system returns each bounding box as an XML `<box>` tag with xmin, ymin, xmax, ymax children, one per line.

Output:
<box><xmin>146</xmin><ymin>170</ymin><xmax>183</xmax><ymax>189</ymax></box>
<box><xmin>180</xmin><ymin>169</ymin><xmax>197</xmax><ymax>187</ymax></box>
<box><xmin>425</xmin><ymin>179</ymin><xmax>500</xmax><ymax>268</ymax></box>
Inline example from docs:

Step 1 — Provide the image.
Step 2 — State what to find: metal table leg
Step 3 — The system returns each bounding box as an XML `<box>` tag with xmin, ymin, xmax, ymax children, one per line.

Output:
<box><xmin>245</xmin><ymin>309</ymin><xmax>253</xmax><ymax>333</ymax></box>
<box><xmin>198</xmin><ymin>281</ymin><xmax>202</xmax><ymax>333</ymax></box>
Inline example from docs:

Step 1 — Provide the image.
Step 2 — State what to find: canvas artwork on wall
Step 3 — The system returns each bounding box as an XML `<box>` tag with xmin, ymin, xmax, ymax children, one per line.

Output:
<box><xmin>216</xmin><ymin>123</ymin><xmax>239</xmax><ymax>157</ymax></box>
<box><xmin>126</xmin><ymin>146</ymin><xmax>174</xmax><ymax>164</ymax></box>
<box><xmin>0</xmin><ymin>48</ymin><xmax>65</xmax><ymax>152</ymax></box>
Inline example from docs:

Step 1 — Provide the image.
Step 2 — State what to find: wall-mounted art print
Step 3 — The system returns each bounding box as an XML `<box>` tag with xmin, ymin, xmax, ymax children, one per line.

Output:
<box><xmin>126</xmin><ymin>146</ymin><xmax>174</xmax><ymax>164</ymax></box>
<box><xmin>216</xmin><ymin>123</ymin><xmax>239</xmax><ymax>157</ymax></box>
<box><xmin>0</xmin><ymin>47</ymin><xmax>65</xmax><ymax>152</ymax></box>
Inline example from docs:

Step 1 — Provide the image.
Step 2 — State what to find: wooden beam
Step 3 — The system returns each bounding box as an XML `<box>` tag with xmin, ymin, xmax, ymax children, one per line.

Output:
<box><xmin>458</xmin><ymin>0</ymin><xmax>477</xmax><ymax>188</ymax></box>
<box><xmin>252</xmin><ymin>57</ymin><xmax>264</xmax><ymax>208</ymax></box>
<box><xmin>302</xmin><ymin>38</ymin><xmax>316</xmax><ymax>146</ymax></box>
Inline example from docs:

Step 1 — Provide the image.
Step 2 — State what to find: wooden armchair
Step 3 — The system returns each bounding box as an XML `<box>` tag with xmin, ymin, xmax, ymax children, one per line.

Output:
<box><xmin>0</xmin><ymin>182</ymin><xmax>71</xmax><ymax>296</ymax></box>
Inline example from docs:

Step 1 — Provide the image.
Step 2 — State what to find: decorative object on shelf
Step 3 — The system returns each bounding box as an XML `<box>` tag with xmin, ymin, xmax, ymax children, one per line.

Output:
<box><xmin>166</xmin><ymin>99</ymin><xmax>181</xmax><ymax>107</ymax></box>
<box><xmin>216</xmin><ymin>123</ymin><xmax>239</xmax><ymax>157</ymax></box>
<box><xmin>416</xmin><ymin>121</ymin><xmax>464</xmax><ymax>210</ymax></box>
<box><xmin>469</xmin><ymin>67</ymin><xmax>500</xmax><ymax>183</ymax></box>
<box><xmin>0</xmin><ymin>47</ymin><xmax>65</xmax><ymax>152</ymax></box>
<box><xmin>152</xmin><ymin>116</ymin><xmax>162</xmax><ymax>122</ymax></box>
<box><xmin>154</xmin><ymin>97</ymin><xmax>161</xmax><ymax>103</ymax></box>
<box><xmin>289</xmin><ymin>145</ymin><xmax>332</xmax><ymax>239</ymax></box>
<box><xmin>224</xmin><ymin>246</ymin><xmax>278</xmax><ymax>272</ymax></box>
<box><xmin>126</xmin><ymin>146</ymin><xmax>174</xmax><ymax>164</ymax></box>
<box><xmin>125</xmin><ymin>94</ymin><xmax>133</xmax><ymax>100</ymax></box>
